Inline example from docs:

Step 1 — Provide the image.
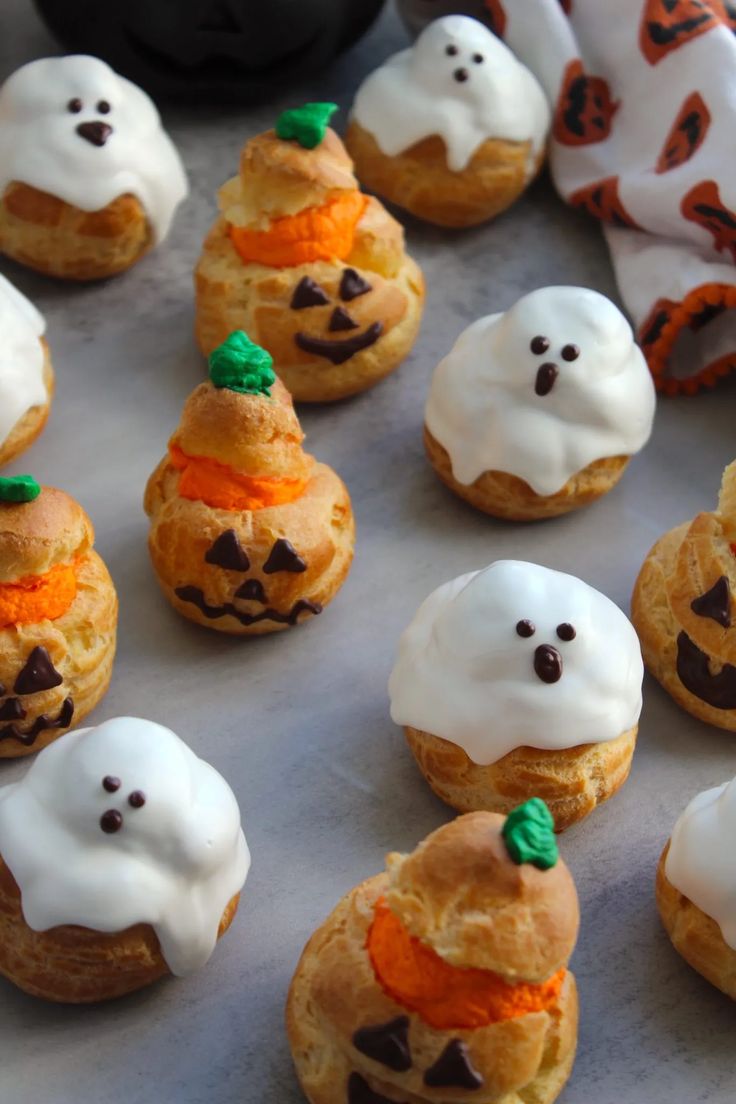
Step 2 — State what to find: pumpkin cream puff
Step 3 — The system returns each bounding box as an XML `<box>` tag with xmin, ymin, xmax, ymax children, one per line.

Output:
<box><xmin>389</xmin><ymin>560</ymin><xmax>643</xmax><ymax>830</ymax></box>
<box><xmin>632</xmin><ymin>460</ymin><xmax>736</xmax><ymax>731</ymax></box>
<box><xmin>145</xmin><ymin>331</ymin><xmax>354</xmax><ymax>635</ymax></box>
<box><xmin>287</xmin><ymin>803</ymin><xmax>579</xmax><ymax>1104</ymax></box>
<box><xmin>0</xmin><ymin>274</ymin><xmax>53</xmax><ymax>467</ymax></box>
<box><xmin>0</xmin><ymin>476</ymin><xmax>117</xmax><ymax>759</ymax></box>
<box><xmin>656</xmin><ymin>775</ymin><xmax>736</xmax><ymax>1000</ymax></box>
<box><xmin>0</xmin><ymin>55</ymin><xmax>188</xmax><ymax>280</ymax></box>
<box><xmin>194</xmin><ymin>102</ymin><xmax>424</xmax><ymax>402</ymax></box>
<box><xmin>0</xmin><ymin>716</ymin><xmax>250</xmax><ymax>1002</ymax></box>
<box><xmin>424</xmin><ymin>286</ymin><xmax>656</xmax><ymax>521</ymax></box>
<box><xmin>345</xmin><ymin>16</ymin><xmax>550</xmax><ymax>229</ymax></box>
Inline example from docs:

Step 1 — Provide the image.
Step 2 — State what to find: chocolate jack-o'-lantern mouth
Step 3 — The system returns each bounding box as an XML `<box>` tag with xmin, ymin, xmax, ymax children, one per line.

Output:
<box><xmin>676</xmin><ymin>631</ymin><xmax>736</xmax><ymax>710</ymax></box>
<box><xmin>0</xmin><ymin>645</ymin><xmax>74</xmax><ymax>747</ymax></box>
<box><xmin>174</xmin><ymin>586</ymin><xmax>321</xmax><ymax>627</ymax></box>
<box><xmin>290</xmin><ymin>269</ymin><xmax>384</xmax><ymax>365</ymax></box>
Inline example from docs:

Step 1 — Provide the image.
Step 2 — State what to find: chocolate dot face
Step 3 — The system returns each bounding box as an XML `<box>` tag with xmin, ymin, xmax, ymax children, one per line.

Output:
<box><xmin>128</xmin><ymin>790</ymin><xmax>146</xmax><ymax>809</ymax></box>
<box><xmin>102</xmin><ymin>775</ymin><xmax>121</xmax><ymax>793</ymax></box>
<box><xmin>556</xmin><ymin>622</ymin><xmax>576</xmax><ymax>641</ymax></box>
<box><xmin>453</xmin><ymin>67</ymin><xmax>469</xmax><ymax>82</ymax></box>
<box><xmin>67</xmin><ymin>97</ymin><xmax>83</xmax><ymax>113</ymax></box>
<box><xmin>100</xmin><ymin>809</ymin><xmax>123</xmax><ymax>833</ymax></box>
<box><xmin>445</xmin><ymin>44</ymin><xmax>458</xmax><ymax>56</ymax></box>
<box><xmin>530</xmin><ymin>335</ymin><xmax>550</xmax><ymax>355</ymax></box>
<box><xmin>97</xmin><ymin>99</ymin><xmax>111</xmax><ymax>114</ymax></box>
<box><xmin>534</xmin><ymin>644</ymin><xmax>563</xmax><ymax>684</ymax></box>
<box><xmin>516</xmin><ymin>619</ymin><xmax>536</xmax><ymax>638</ymax></box>
<box><xmin>561</xmin><ymin>344</ymin><xmax>580</xmax><ymax>362</ymax></box>
<box><xmin>535</xmin><ymin>363</ymin><xmax>559</xmax><ymax>397</ymax></box>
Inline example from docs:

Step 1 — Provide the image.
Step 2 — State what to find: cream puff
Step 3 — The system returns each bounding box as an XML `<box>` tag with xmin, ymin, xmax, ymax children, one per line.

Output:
<box><xmin>0</xmin><ymin>55</ymin><xmax>188</xmax><ymax>280</ymax></box>
<box><xmin>389</xmin><ymin>560</ymin><xmax>643</xmax><ymax>830</ymax></box>
<box><xmin>0</xmin><ymin>477</ymin><xmax>117</xmax><ymax>759</ymax></box>
<box><xmin>144</xmin><ymin>331</ymin><xmax>354</xmax><ymax>634</ymax></box>
<box><xmin>656</xmin><ymin>775</ymin><xmax>736</xmax><ymax>999</ymax></box>
<box><xmin>345</xmin><ymin>15</ymin><xmax>550</xmax><ymax>228</ymax></box>
<box><xmin>0</xmin><ymin>275</ymin><xmax>53</xmax><ymax>467</ymax></box>
<box><xmin>632</xmin><ymin>460</ymin><xmax>736</xmax><ymax>731</ymax></box>
<box><xmin>0</xmin><ymin>716</ymin><xmax>250</xmax><ymax>1002</ymax></box>
<box><xmin>424</xmin><ymin>286</ymin><xmax>656</xmax><ymax>520</ymax></box>
<box><xmin>194</xmin><ymin>102</ymin><xmax>424</xmax><ymax>402</ymax></box>
<box><xmin>287</xmin><ymin>804</ymin><xmax>579</xmax><ymax>1104</ymax></box>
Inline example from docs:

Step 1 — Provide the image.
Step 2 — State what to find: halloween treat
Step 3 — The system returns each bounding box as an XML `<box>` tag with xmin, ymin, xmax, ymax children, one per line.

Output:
<box><xmin>0</xmin><ymin>55</ymin><xmax>188</xmax><ymax>280</ymax></box>
<box><xmin>194</xmin><ymin>103</ymin><xmax>424</xmax><ymax>402</ymax></box>
<box><xmin>287</xmin><ymin>805</ymin><xmax>579</xmax><ymax>1104</ymax></box>
<box><xmin>0</xmin><ymin>716</ymin><xmax>250</xmax><ymax>1002</ymax></box>
<box><xmin>145</xmin><ymin>331</ymin><xmax>354</xmax><ymax>634</ymax></box>
<box><xmin>0</xmin><ymin>275</ymin><xmax>53</xmax><ymax>467</ymax></box>
<box><xmin>424</xmin><ymin>286</ymin><xmax>656</xmax><ymax>520</ymax></box>
<box><xmin>632</xmin><ymin>460</ymin><xmax>736</xmax><ymax>731</ymax></box>
<box><xmin>345</xmin><ymin>15</ymin><xmax>550</xmax><ymax>228</ymax></box>
<box><xmin>389</xmin><ymin>560</ymin><xmax>643</xmax><ymax>829</ymax></box>
<box><xmin>0</xmin><ymin>478</ymin><xmax>117</xmax><ymax>759</ymax></box>
<box><xmin>656</xmin><ymin>774</ymin><xmax>736</xmax><ymax>999</ymax></box>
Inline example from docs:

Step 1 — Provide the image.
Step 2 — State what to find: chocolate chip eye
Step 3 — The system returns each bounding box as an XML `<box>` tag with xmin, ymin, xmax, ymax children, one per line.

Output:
<box><xmin>102</xmin><ymin>775</ymin><xmax>121</xmax><ymax>793</ymax></box>
<box><xmin>516</xmin><ymin>619</ymin><xmax>536</xmax><ymax>638</ymax></box>
<box><xmin>530</xmin><ymin>335</ymin><xmax>549</xmax><ymax>355</ymax></box>
<box><xmin>128</xmin><ymin>790</ymin><xmax>146</xmax><ymax>808</ymax></box>
<box><xmin>556</xmin><ymin>623</ymin><xmax>576</xmax><ymax>641</ymax></box>
<box><xmin>67</xmin><ymin>98</ymin><xmax>83</xmax><ymax>113</ymax></box>
<box><xmin>97</xmin><ymin>100</ymin><xmax>111</xmax><ymax>114</ymax></box>
<box><xmin>472</xmin><ymin>53</ymin><xmax>484</xmax><ymax>63</ymax></box>
<box><xmin>561</xmin><ymin>344</ymin><xmax>580</xmax><ymax>361</ymax></box>
<box><xmin>445</xmin><ymin>44</ymin><xmax>458</xmax><ymax>56</ymax></box>
<box><xmin>100</xmin><ymin>809</ymin><xmax>123</xmax><ymax>833</ymax></box>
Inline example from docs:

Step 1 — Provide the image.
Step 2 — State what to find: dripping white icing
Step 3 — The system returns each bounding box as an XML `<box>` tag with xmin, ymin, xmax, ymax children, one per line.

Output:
<box><xmin>0</xmin><ymin>273</ymin><xmax>47</xmax><ymax>447</ymax></box>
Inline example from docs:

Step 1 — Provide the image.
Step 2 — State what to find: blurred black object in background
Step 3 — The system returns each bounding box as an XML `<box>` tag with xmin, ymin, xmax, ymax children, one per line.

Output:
<box><xmin>397</xmin><ymin>1</ymin><xmax>498</xmax><ymax>37</ymax></box>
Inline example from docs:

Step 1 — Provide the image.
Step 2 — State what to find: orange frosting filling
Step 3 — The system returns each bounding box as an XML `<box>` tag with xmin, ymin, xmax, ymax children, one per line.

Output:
<box><xmin>0</xmin><ymin>559</ymin><xmax>80</xmax><ymax>628</ymax></box>
<box><xmin>229</xmin><ymin>190</ymin><xmax>368</xmax><ymax>268</ymax></box>
<box><xmin>367</xmin><ymin>899</ymin><xmax>565</xmax><ymax>1031</ymax></box>
<box><xmin>169</xmin><ymin>443</ymin><xmax>307</xmax><ymax>511</ymax></box>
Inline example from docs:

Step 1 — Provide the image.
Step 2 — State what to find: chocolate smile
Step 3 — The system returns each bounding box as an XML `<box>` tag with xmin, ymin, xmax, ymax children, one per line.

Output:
<box><xmin>174</xmin><ymin>585</ymin><xmax>322</xmax><ymax>627</ymax></box>
<box><xmin>0</xmin><ymin>697</ymin><xmax>74</xmax><ymax>747</ymax></box>
<box><xmin>295</xmin><ymin>323</ymin><xmax>383</xmax><ymax>365</ymax></box>
<box><xmin>676</xmin><ymin>631</ymin><xmax>736</xmax><ymax>709</ymax></box>
<box><xmin>76</xmin><ymin>120</ymin><xmax>113</xmax><ymax>147</ymax></box>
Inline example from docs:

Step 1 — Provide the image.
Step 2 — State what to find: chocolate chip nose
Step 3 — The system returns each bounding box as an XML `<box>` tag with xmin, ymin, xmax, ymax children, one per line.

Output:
<box><xmin>535</xmin><ymin>363</ymin><xmax>559</xmax><ymax>397</ymax></box>
<box><xmin>453</xmin><ymin>67</ymin><xmax>469</xmax><ymax>82</ymax></box>
<box><xmin>76</xmin><ymin>120</ymin><xmax>113</xmax><ymax>147</ymax></box>
<box><xmin>534</xmin><ymin>644</ymin><xmax>563</xmax><ymax>683</ymax></box>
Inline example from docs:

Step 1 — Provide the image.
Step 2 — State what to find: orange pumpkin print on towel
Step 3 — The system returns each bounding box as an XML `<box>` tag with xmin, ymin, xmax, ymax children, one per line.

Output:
<box><xmin>640</xmin><ymin>0</ymin><xmax>724</xmax><ymax>66</ymax></box>
<box><xmin>682</xmin><ymin>181</ymin><xmax>736</xmax><ymax>261</ymax></box>
<box><xmin>656</xmin><ymin>92</ymin><xmax>711</xmax><ymax>173</ymax></box>
<box><xmin>553</xmin><ymin>59</ymin><xmax>618</xmax><ymax>146</ymax></box>
<box><xmin>569</xmin><ymin>176</ymin><xmax>641</xmax><ymax>229</ymax></box>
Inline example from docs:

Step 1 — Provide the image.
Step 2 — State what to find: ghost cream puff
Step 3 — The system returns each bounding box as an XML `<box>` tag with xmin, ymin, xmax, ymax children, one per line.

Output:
<box><xmin>0</xmin><ymin>716</ymin><xmax>250</xmax><ymax>1002</ymax></box>
<box><xmin>287</xmin><ymin>803</ymin><xmax>579</xmax><ymax>1104</ymax></box>
<box><xmin>144</xmin><ymin>331</ymin><xmax>354</xmax><ymax>634</ymax></box>
<box><xmin>0</xmin><ymin>55</ymin><xmax>188</xmax><ymax>280</ymax></box>
<box><xmin>0</xmin><ymin>477</ymin><xmax>117</xmax><ymax>759</ymax></box>
<box><xmin>0</xmin><ymin>275</ymin><xmax>53</xmax><ymax>467</ymax></box>
<box><xmin>344</xmin><ymin>15</ymin><xmax>550</xmax><ymax>229</ymax></box>
<box><xmin>424</xmin><ymin>286</ymin><xmax>656</xmax><ymax>521</ymax></box>
<box><xmin>389</xmin><ymin>560</ymin><xmax>643</xmax><ymax>830</ymax></box>
<box><xmin>195</xmin><ymin>102</ymin><xmax>424</xmax><ymax>402</ymax></box>
<box><xmin>656</xmin><ymin>775</ymin><xmax>736</xmax><ymax>999</ymax></box>
<box><xmin>632</xmin><ymin>460</ymin><xmax>736</xmax><ymax>731</ymax></box>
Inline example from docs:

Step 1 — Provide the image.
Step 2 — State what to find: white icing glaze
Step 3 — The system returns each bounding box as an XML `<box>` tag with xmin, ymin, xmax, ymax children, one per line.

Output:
<box><xmin>351</xmin><ymin>15</ymin><xmax>550</xmax><ymax>172</ymax></box>
<box><xmin>425</xmin><ymin>286</ymin><xmax>656</xmax><ymax>496</ymax></box>
<box><xmin>0</xmin><ymin>717</ymin><xmax>250</xmax><ymax>976</ymax></box>
<box><xmin>388</xmin><ymin>560</ymin><xmax>643</xmax><ymax>763</ymax></box>
<box><xmin>0</xmin><ymin>56</ymin><xmax>188</xmax><ymax>242</ymax></box>
<box><xmin>665</xmin><ymin>778</ymin><xmax>736</xmax><ymax>951</ymax></box>
<box><xmin>0</xmin><ymin>273</ymin><xmax>47</xmax><ymax>447</ymax></box>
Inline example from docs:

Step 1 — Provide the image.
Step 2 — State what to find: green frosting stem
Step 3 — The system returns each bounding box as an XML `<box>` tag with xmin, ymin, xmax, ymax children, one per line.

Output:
<box><xmin>208</xmin><ymin>331</ymin><xmax>276</xmax><ymax>396</ymax></box>
<box><xmin>0</xmin><ymin>475</ymin><xmax>41</xmax><ymax>503</ymax></box>
<box><xmin>502</xmin><ymin>798</ymin><xmax>559</xmax><ymax>870</ymax></box>
<box><xmin>275</xmin><ymin>102</ymin><xmax>338</xmax><ymax>149</ymax></box>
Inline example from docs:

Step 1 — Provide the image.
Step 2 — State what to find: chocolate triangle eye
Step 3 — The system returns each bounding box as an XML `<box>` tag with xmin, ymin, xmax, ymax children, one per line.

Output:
<box><xmin>339</xmin><ymin>268</ymin><xmax>372</xmax><ymax>301</ymax></box>
<box><xmin>424</xmin><ymin>1039</ymin><xmax>483</xmax><ymax>1089</ymax></box>
<box><xmin>235</xmin><ymin>579</ymin><xmax>266</xmax><ymax>603</ymax></box>
<box><xmin>328</xmin><ymin>306</ymin><xmax>359</xmax><ymax>332</ymax></box>
<box><xmin>691</xmin><ymin>575</ymin><xmax>731</xmax><ymax>627</ymax></box>
<box><xmin>290</xmin><ymin>276</ymin><xmax>330</xmax><ymax>309</ymax></box>
<box><xmin>205</xmin><ymin>530</ymin><xmax>250</xmax><ymax>571</ymax></box>
<box><xmin>263</xmin><ymin>538</ymin><xmax>307</xmax><ymax>574</ymax></box>
<box><xmin>353</xmin><ymin>1016</ymin><xmax>411</xmax><ymax>1072</ymax></box>
<box><xmin>14</xmin><ymin>646</ymin><xmax>63</xmax><ymax>695</ymax></box>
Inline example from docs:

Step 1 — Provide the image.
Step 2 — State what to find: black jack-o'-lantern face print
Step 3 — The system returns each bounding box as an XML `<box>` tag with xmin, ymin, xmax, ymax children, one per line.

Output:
<box><xmin>639</xmin><ymin>0</ymin><xmax>723</xmax><ymax>66</ymax></box>
<box><xmin>254</xmin><ymin>267</ymin><xmax>408</xmax><ymax>369</ymax></box>
<box><xmin>174</xmin><ymin>530</ymin><xmax>322</xmax><ymax>628</ymax></box>
<box><xmin>553</xmin><ymin>59</ymin><xmax>618</xmax><ymax>147</ymax></box>
<box><xmin>676</xmin><ymin>573</ymin><xmax>736</xmax><ymax>709</ymax></box>
<box><xmin>0</xmin><ymin>645</ymin><xmax>74</xmax><ymax>749</ymax></box>
<box><xmin>348</xmin><ymin>1019</ymin><xmax>484</xmax><ymax>1101</ymax></box>
<box><xmin>681</xmin><ymin>180</ymin><xmax>736</xmax><ymax>263</ymax></box>
<box><xmin>655</xmin><ymin>92</ymin><xmax>711</xmax><ymax>173</ymax></box>
<box><xmin>569</xmin><ymin>175</ymin><xmax>641</xmax><ymax>229</ymax></box>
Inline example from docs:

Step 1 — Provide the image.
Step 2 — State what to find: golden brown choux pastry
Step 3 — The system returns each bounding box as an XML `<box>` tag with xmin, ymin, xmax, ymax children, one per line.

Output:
<box><xmin>0</xmin><ymin>717</ymin><xmax>250</xmax><ymax>1002</ymax></box>
<box><xmin>632</xmin><ymin>460</ymin><xmax>736</xmax><ymax>731</ymax></box>
<box><xmin>287</xmin><ymin>804</ymin><xmax>579</xmax><ymax>1104</ymax></box>
<box><xmin>655</xmin><ymin>776</ymin><xmax>736</xmax><ymax>1000</ymax></box>
<box><xmin>0</xmin><ymin>477</ymin><xmax>117</xmax><ymax>759</ymax></box>
<box><xmin>194</xmin><ymin>103</ymin><xmax>424</xmax><ymax>402</ymax></box>
<box><xmin>145</xmin><ymin>331</ymin><xmax>354</xmax><ymax>635</ymax></box>
<box><xmin>0</xmin><ymin>274</ymin><xmax>54</xmax><ymax>468</ymax></box>
<box><xmin>345</xmin><ymin>16</ymin><xmax>550</xmax><ymax>228</ymax></box>
<box><xmin>0</xmin><ymin>56</ymin><xmax>187</xmax><ymax>281</ymax></box>
<box><xmin>389</xmin><ymin>560</ymin><xmax>644</xmax><ymax>830</ymax></box>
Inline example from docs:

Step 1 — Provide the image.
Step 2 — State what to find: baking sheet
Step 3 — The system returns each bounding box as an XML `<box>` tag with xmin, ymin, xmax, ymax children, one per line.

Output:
<box><xmin>1</xmin><ymin>4</ymin><xmax>734</xmax><ymax>1102</ymax></box>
